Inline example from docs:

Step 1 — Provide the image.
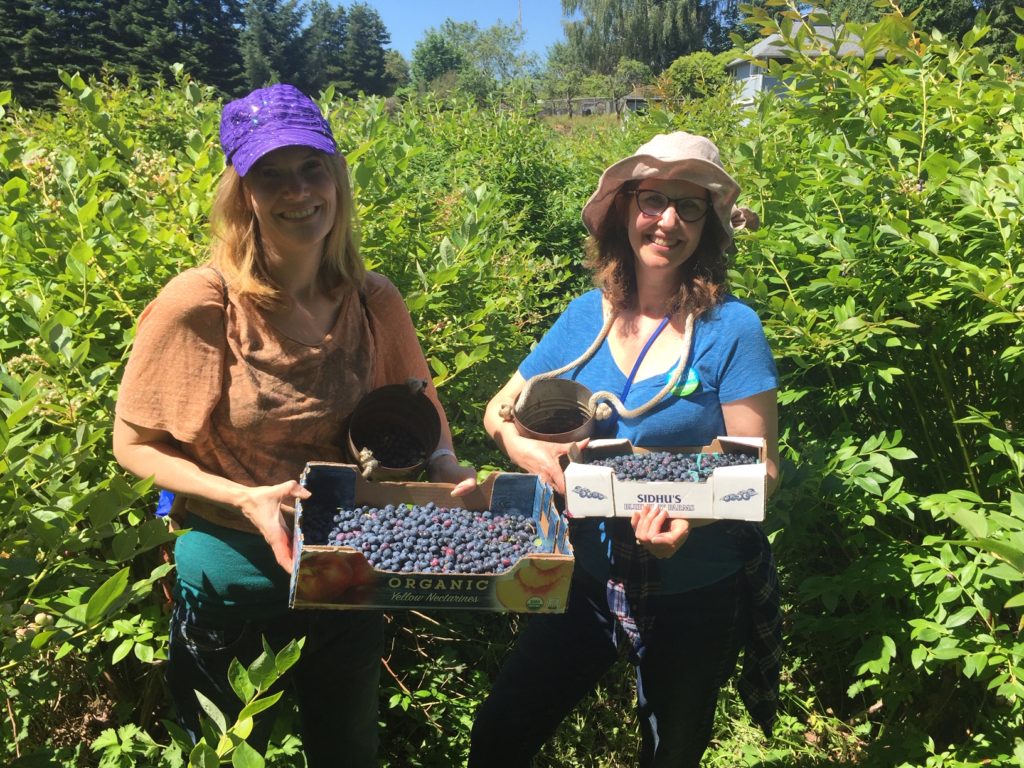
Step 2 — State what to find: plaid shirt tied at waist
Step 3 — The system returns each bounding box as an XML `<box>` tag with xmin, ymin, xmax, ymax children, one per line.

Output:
<box><xmin>605</xmin><ymin>518</ymin><xmax>782</xmax><ymax>737</ymax></box>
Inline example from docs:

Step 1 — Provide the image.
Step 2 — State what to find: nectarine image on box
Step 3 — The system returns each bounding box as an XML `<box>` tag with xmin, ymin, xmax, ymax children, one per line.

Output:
<box><xmin>289</xmin><ymin>463</ymin><xmax>574</xmax><ymax>613</ymax></box>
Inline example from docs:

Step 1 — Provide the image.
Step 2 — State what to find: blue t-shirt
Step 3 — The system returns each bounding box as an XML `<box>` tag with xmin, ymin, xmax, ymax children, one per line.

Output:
<box><xmin>520</xmin><ymin>290</ymin><xmax>778</xmax><ymax>592</ymax></box>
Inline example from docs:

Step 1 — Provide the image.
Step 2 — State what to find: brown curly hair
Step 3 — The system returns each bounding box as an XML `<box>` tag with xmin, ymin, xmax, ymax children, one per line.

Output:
<box><xmin>584</xmin><ymin>181</ymin><xmax>729</xmax><ymax>319</ymax></box>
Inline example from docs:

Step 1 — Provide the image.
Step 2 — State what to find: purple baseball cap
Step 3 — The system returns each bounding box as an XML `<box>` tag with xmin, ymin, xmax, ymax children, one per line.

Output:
<box><xmin>219</xmin><ymin>83</ymin><xmax>337</xmax><ymax>177</ymax></box>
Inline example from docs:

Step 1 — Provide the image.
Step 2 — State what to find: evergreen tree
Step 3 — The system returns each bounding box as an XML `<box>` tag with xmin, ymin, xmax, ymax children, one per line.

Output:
<box><xmin>341</xmin><ymin>2</ymin><xmax>390</xmax><ymax>95</ymax></box>
<box><xmin>174</xmin><ymin>0</ymin><xmax>246</xmax><ymax>95</ymax></box>
<box><xmin>51</xmin><ymin>0</ymin><xmax>124</xmax><ymax>73</ymax></box>
<box><xmin>299</xmin><ymin>0</ymin><xmax>349</xmax><ymax>95</ymax></box>
<box><xmin>110</xmin><ymin>0</ymin><xmax>175</xmax><ymax>77</ymax></box>
<box><xmin>1</xmin><ymin>0</ymin><xmax>58</xmax><ymax>106</ymax></box>
<box><xmin>2</xmin><ymin>0</ymin><xmax>131</xmax><ymax>105</ymax></box>
<box><xmin>239</xmin><ymin>0</ymin><xmax>305</xmax><ymax>89</ymax></box>
<box><xmin>979</xmin><ymin>0</ymin><xmax>1024</xmax><ymax>59</ymax></box>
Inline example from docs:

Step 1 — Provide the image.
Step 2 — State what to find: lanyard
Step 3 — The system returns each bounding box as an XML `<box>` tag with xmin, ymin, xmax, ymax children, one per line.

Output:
<box><xmin>602</xmin><ymin>314</ymin><xmax>672</xmax><ymax>432</ymax></box>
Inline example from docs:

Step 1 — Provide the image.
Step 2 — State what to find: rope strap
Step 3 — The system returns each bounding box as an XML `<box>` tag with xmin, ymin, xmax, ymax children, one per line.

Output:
<box><xmin>506</xmin><ymin>310</ymin><xmax>616</xmax><ymax>420</ymax></box>
<box><xmin>589</xmin><ymin>312</ymin><xmax>694</xmax><ymax>421</ymax></box>
<box><xmin>502</xmin><ymin>309</ymin><xmax>695</xmax><ymax>426</ymax></box>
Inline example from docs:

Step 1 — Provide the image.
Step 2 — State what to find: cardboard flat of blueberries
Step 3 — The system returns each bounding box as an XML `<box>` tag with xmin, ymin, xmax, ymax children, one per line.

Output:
<box><xmin>562</xmin><ymin>436</ymin><xmax>767</xmax><ymax>522</ymax></box>
<box><xmin>289</xmin><ymin>463</ymin><xmax>574</xmax><ymax>613</ymax></box>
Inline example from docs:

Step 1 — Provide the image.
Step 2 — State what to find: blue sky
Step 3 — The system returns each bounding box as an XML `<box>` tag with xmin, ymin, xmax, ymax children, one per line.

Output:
<box><xmin>363</xmin><ymin>1</ymin><xmax>572</xmax><ymax>61</ymax></box>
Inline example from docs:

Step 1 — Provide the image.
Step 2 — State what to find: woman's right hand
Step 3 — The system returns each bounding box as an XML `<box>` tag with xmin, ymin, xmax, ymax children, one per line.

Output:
<box><xmin>484</xmin><ymin>372</ymin><xmax>589</xmax><ymax>494</ymax></box>
<box><xmin>502</xmin><ymin>433</ymin><xmax>586</xmax><ymax>495</ymax></box>
<box><xmin>114</xmin><ymin>417</ymin><xmax>310</xmax><ymax>573</ymax></box>
<box><xmin>235</xmin><ymin>480</ymin><xmax>311</xmax><ymax>573</ymax></box>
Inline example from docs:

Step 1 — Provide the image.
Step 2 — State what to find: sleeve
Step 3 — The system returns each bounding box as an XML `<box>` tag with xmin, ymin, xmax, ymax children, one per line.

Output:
<box><xmin>519</xmin><ymin>292</ymin><xmax>597</xmax><ymax>380</ymax></box>
<box><xmin>114</xmin><ymin>268</ymin><xmax>226</xmax><ymax>444</ymax></box>
<box><xmin>713</xmin><ymin>300</ymin><xmax>779</xmax><ymax>404</ymax></box>
<box><xmin>362</xmin><ymin>273</ymin><xmax>454</xmax><ymax>443</ymax></box>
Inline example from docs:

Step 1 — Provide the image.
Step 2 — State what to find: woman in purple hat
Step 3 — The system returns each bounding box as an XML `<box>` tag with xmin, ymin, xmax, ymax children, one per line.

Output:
<box><xmin>113</xmin><ymin>84</ymin><xmax>476</xmax><ymax>765</ymax></box>
<box><xmin>470</xmin><ymin>133</ymin><xmax>781</xmax><ymax>767</ymax></box>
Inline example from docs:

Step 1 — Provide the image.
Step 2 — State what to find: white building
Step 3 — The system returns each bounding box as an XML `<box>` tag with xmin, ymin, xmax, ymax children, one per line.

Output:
<box><xmin>727</xmin><ymin>13</ymin><xmax>881</xmax><ymax>106</ymax></box>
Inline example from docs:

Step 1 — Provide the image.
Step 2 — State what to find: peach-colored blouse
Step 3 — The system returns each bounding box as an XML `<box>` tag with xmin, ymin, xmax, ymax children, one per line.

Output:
<box><xmin>116</xmin><ymin>267</ymin><xmax>451</xmax><ymax>533</ymax></box>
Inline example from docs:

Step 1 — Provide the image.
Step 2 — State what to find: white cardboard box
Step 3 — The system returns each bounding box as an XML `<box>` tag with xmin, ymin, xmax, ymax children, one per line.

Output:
<box><xmin>562</xmin><ymin>436</ymin><xmax>767</xmax><ymax>522</ymax></box>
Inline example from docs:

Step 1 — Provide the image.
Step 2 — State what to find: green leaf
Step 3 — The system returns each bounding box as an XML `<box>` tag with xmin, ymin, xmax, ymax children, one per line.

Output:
<box><xmin>231</xmin><ymin>741</ymin><xmax>265</xmax><ymax>768</ymax></box>
<box><xmin>137</xmin><ymin>517</ymin><xmax>174</xmax><ymax>553</ymax></box>
<box><xmin>77</xmin><ymin>195</ymin><xmax>99</xmax><ymax>226</ymax></box>
<box><xmin>30</xmin><ymin>629</ymin><xmax>57</xmax><ymax>649</ymax></box>
<box><xmin>237</xmin><ymin>691</ymin><xmax>283</xmax><ymax>722</ymax></box>
<box><xmin>836</xmin><ymin>316</ymin><xmax>866</xmax><ymax>331</ymax></box>
<box><xmin>1010</xmin><ymin>492</ymin><xmax>1024</xmax><ymax>518</ymax></box>
<box><xmin>274</xmin><ymin>638</ymin><xmax>303</xmax><ymax>674</ymax></box>
<box><xmin>948</xmin><ymin>508</ymin><xmax>988</xmax><ymax>539</ymax></box>
<box><xmin>111</xmin><ymin>529</ymin><xmax>139</xmax><ymax>562</ymax></box>
<box><xmin>248</xmin><ymin>650</ymin><xmax>277</xmax><ymax>691</ymax></box>
<box><xmin>943</xmin><ymin>606</ymin><xmax>976</xmax><ymax>628</ymax></box>
<box><xmin>853</xmin><ymin>475</ymin><xmax>882</xmax><ymax>496</ymax></box>
<box><xmin>188</xmin><ymin>741</ymin><xmax>220</xmax><ymax>768</ymax></box>
<box><xmin>85</xmin><ymin>567</ymin><xmax>130</xmax><ymax>626</ymax></box>
<box><xmin>69</xmin><ymin>239</ymin><xmax>93</xmax><ymax>265</ymax></box>
<box><xmin>886</xmin><ymin>447</ymin><xmax>917</xmax><ymax>461</ymax></box>
<box><xmin>229</xmin><ymin>658</ymin><xmax>256</xmax><ymax>703</ymax></box>
<box><xmin>968</xmin><ymin>538</ymin><xmax>1024</xmax><ymax>572</ymax></box>
<box><xmin>963</xmin><ymin>652</ymin><xmax>988</xmax><ymax>678</ymax></box>
<box><xmin>915</xmin><ymin>231</ymin><xmax>939</xmax><ymax>254</ymax></box>
<box><xmin>111</xmin><ymin>638</ymin><xmax>134</xmax><ymax>664</ymax></box>
<box><xmin>195</xmin><ymin>690</ymin><xmax>227</xmax><ymax>735</ymax></box>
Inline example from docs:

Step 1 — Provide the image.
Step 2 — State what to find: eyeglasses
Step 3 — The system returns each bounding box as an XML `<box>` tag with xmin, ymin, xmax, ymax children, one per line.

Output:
<box><xmin>627</xmin><ymin>189</ymin><xmax>710</xmax><ymax>222</ymax></box>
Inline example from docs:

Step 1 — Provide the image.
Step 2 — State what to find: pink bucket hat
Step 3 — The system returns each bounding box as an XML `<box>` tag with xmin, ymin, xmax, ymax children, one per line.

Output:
<box><xmin>581</xmin><ymin>132</ymin><xmax>741</xmax><ymax>251</ymax></box>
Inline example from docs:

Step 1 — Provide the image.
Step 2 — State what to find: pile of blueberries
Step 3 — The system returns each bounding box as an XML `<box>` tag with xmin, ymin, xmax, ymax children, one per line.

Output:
<box><xmin>304</xmin><ymin>501</ymin><xmax>541</xmax><ymax>574</ymax></box>
<box><xmin>588</xmin><ymin>451</ymin><xmax>759</xmax><ymax>482</ymax></box>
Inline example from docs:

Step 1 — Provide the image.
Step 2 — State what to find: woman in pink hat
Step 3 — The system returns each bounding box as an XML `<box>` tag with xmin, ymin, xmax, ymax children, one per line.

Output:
<box><xmin>471</xmin><ymin>132</ymin><xmax>781</xmax><ymax>766</ymax></box>
<box><xmin>113</xmin><ymin>84</ymin><xmax>475</xmax><ymax>765</ymax></box>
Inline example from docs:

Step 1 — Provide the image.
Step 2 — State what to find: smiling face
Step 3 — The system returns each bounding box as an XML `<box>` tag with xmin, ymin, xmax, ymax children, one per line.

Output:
<box><xmin>243</xmin><ymin>146</ymin><xmax>337</xmax><ymax>261</ymax></box>
<box><xmin>627</xmin><ymin>177</ymin><xmax>709</xmax><ymax>277</ymax></box>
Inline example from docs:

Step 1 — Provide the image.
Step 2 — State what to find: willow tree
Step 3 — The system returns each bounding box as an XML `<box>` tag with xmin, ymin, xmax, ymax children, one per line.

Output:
<box><xmin>560</xmin><ymin>0</ymin><xmax>736</xmax><ymax>73</ymax></box>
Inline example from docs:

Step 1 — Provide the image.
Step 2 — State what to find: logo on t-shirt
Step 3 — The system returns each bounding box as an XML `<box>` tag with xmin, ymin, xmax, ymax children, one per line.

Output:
<box><xmin>667</xmin><ymin>365</ymin><xmax>700</xmax><ymax>397</ymax></box>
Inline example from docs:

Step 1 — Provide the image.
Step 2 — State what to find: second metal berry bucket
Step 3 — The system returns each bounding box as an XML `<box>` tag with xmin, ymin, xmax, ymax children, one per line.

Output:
<box><xmin>512</xmin><ymin>378</ymin><xmax>595</xmax><ymax>443</ymax></box>
<box><xmin>347</xmin><ymin>382</ymin><xmax>442</xmax><ymax>479</ymax></box>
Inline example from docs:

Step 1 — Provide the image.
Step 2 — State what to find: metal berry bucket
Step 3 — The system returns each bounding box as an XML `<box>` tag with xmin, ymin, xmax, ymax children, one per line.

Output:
<box><xmin>346</xmin><ymin>382</ymin><xmax>442</xmax><ymax>479</ymax></box>
<box><xmin>512</xmin><ymin>378</ymin><xmax>595</xmax><ymax>443</ymax></box>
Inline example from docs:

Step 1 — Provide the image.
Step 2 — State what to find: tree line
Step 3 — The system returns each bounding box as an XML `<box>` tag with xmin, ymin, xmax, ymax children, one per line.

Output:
<box><xmin>0</xmin><ymin>0</ymin><xmax>402</xmax><ymax>107</ymax></box>
<box><xmin>3</xmin><ymin>0</ymin><xmax>1021</xmax><ymax>114</ymax></box>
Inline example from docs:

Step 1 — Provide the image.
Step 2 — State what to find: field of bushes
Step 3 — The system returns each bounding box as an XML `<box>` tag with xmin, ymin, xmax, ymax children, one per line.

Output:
<box><xmin>1</xmin><ymin>8</ymin><xmax>1022</xmax><ymax>767</ymax></box>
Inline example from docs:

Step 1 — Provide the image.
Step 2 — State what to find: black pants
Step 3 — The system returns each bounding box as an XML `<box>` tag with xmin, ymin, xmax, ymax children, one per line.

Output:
<box><xmin>166</xmin><ymin>602</ymin><xmax>384</xmax><ymax>767</ymax></box>
<box><xmin>469</xmin><ymin>571</ymin><xmax>748</xmax><ymax>767</ymax></box>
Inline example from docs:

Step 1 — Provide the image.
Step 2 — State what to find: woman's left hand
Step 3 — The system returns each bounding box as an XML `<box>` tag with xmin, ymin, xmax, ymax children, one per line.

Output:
<box><xmin>631</xmin><ymin>503</ymin><xmax>693</xmax><ymax>559</ymax></box>
<box><xmin>428</xmin><ymin>454</ymin><xmax>478</xmax><ymax>497</ymax></box>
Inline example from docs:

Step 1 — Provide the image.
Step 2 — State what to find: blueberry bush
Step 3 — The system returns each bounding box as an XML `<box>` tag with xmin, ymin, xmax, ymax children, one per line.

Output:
<box><xmin>1</xmin><ymin>4</ymin><xmax>1023</xmax><ymax>766</ymax></box>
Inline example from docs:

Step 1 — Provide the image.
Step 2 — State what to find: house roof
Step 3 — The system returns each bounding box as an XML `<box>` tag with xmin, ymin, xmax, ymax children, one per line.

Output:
<box><xmin>727</xmin><ymin>24</ymin><xmax>880</xmax><ymax>69</ymax></box>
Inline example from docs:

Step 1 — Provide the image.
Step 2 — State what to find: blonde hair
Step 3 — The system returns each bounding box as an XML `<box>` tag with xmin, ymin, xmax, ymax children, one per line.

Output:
<box><xmin>207</xmin><ymin>153</ymin><xmax>364</xmax><ymax>305</ymax></box>
<box><xmin>585</xmin><ymin>182</ymin><xmax>728</xmax><ymax>319</ymax></box>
